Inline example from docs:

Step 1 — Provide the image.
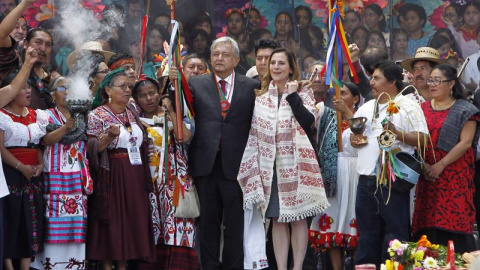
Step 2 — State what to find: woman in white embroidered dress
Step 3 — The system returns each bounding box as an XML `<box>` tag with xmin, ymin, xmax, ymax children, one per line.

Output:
<box><xmin>132</xmin><ymin>76</ymin><xmax>199</xmax><ymax>269</ymax></box>
<box><xmin>0</xmin><ymin>47</ymin><xmax>38</xmax><ymax>270</ymax></box>
<box><xmin>0</xmin><ymin>73</ymin><xmax>48</xmax><ymax>270</ymax></box>
<box><xmin>238</xmin><ymin>48</ymin><xmax>329</xmax><ymax>270</ymax></box>
<box><xmin>31</xmin><ymin>77</ymin><xmax>93</xmax><ymax>270</ymax></box>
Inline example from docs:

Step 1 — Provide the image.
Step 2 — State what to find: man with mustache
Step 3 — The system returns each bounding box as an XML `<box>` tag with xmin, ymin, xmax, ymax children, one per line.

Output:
<box><xmin>0</xmin><ymin>0</ymin><xmax>54</xmax><ymax>110</ymax></box>
<box><xmin>401</xmin><ymin>47</ymin><xmax>445</xmax><ymax>101</ymax></box>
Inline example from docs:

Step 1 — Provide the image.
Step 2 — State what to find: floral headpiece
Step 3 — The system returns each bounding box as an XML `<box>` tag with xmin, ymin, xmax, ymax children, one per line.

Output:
<box><xmin>225</xmin><ymin>8</ymin><xmax>245</xmax><ymax>20</ymax></box>
<box><xmin>440</xmin><ymin>50</ymin><xmax>462</xmax><ymax>62</ymax></box>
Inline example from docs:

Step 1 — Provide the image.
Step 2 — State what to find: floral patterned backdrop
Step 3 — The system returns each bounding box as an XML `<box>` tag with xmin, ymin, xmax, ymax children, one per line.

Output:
<box><xmin>23</xmin><ymin>0</ymin><xmax>475</xmax><ymax>34</ymax></box>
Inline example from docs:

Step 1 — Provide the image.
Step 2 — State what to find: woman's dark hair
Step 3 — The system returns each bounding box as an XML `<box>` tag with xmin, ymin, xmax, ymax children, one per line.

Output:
<box><xmin>132</xmin><ymin>77</ymin><xmax>160</xmax><ymax>100</ymax></box>
<box><xmin>350</xmin><ymin>26</ymin><xmax>369</xmax><ymax>48</ymax></box>
<box><xmin>447</xmin><ymin>3</ymin><xmax>463</xmax><ymax>18</ymax></box>
<box><xmin>274</xmin><ymin>11</ymin><xmax>294</xmax><ymax>39</ymax></box>
<box><xmin>248</xmin><ymin>28</ymin><xmax>272</xmax><ymax>53</ymax></box>
<box><xmin>432</xmin><ymin>28</ymin><xmax>461</xmax><ymax>57</ymax></box>
<box><xmin>433</xmin><ymin>64</ymin><xmax>465</xmax><ymax>99</ymax></box>
<box><xmin>187</xmin><ymin>28</ymin><xmax>212</xmax><ymax>57</ymax></box>
<box><xmin>186</xmin><ymin>11</ymin><xmax>215</xmax><ymax>40</ymax></box>
<box><xmin>248</xmin><ymin>7</ymin><xmax>262</xmax><ymax>28</ymax></box>
<box><xmin>462</xmin><ymin>1</ymin><xmax>480</xmax><ymax>17</ymax></box>
<box><xmin>146</xmin><ymin>24</ymin><xmax>170</xmax><ymax>54</ymax></box>
<box><xmin>295</xmin><ymin>5</ymin><xmax>313</xmax><ymax>25</ymax></box>
<box><xmin>345</xmin><ymin>9</ymin><xmax>362</xmax><ymax>22</ymax></box>
<box><xmin>367</xmin><ymin>30</ymin><xmax>387</xmax><ymax>48</ymax></box>
<box><xmin>87</xmin><ymin>54</ymin><xmax>106</xmax><ymax>86</ymax></box>
<box><xmin>100</xmin><ymin>71</ymin><xmax>128</xmax><ymax>102</ymax></box>
<box><xmin>374</xmin><ymin>61</ymin><xmax>404</xmax><ymax>92</ymax></box>
<box><xmin>298</xmin><ymin>30</ymin><xmax>315</xmax><ymax>56</ymax></box>
<box><xmin>344</xmin><ymin>82</ymin><xmax>361</xmax><ymax>108</ymax></box>
<box><xmin>428</xmin><ymin>35</ymin><xmax>450</xmax><ymax>50</ymax></box>
<box><xmin>391</xmin><ymin>28</ymin><xmax>408</xmax><ymax>41</ymax></box>
<box><xmin>308</xmin><ymin>25</ymin><xmax>325</xmax><ymax>59</ymax></box>
<box><xmin>399</xmin><ymin>3</ymin><xmax>427</xmax><ymax>27</ymax></box>
<box><xmin>365</xmin><ymin>4</ymin><xmax>386</xmax><ymax>32</ymax></box>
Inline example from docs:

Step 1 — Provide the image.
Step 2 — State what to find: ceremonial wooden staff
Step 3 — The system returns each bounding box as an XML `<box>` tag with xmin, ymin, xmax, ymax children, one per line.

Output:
<box><xmin>320</xmin><ymin>0</ymin><xmax>359</xmax><ymax>152</ymax></box>
<box><xmin>243</xmin><ymin>0</ymin><xmax>254</xmax><ymax>42</ymax></box>
<box><xmin>166</xmin><ymin>0</ymin><xmax>183</xmax><ymax>142</ymax></box>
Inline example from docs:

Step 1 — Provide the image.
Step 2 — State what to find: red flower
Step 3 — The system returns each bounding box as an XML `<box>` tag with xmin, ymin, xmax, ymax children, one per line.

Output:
<box><xmin>318</xmin><ymin>213</ymin><xmax>333</xmax><ymax>231</ymax></box>
<box><xmin>334</xmin><ymin>232</ymin><xmax>344</xmax><ymax>247</ymax></box>
<box><xmin>70</xmin><ymin>147</ymin><xmax>77</xmax><ymax>158</ymax></box>
<box><xmin>64</xmin><ymin>198</ymin><xmax>78</xmax><ymax>214</ymax></box>
<box><xmin>348</xmin><ymin>236</ymin><xmax>358</xmax><ymax>248</ymax></box>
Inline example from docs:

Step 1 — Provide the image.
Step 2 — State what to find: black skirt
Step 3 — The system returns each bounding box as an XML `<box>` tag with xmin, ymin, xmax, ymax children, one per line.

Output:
<box><xmin>2</xmin><ymin>163</ymin><xmax>44</xmax><ymax>258</ymax></box>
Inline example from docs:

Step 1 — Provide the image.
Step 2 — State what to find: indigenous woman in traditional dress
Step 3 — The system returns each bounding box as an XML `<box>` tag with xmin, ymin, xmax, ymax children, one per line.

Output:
<box><xmin>132</xmin><ymin>76</ymin><xmax>199</xmax><ymax>269</ymax></box>
<box><xmin>0</xmin><ymin>73</ymin><xmax>48</xmax><ymax>270</ymax></box>
<box><xmin>30</xmin><ymin>77</ymin><xmax>93</xmax><ymax>270</ymax></box>
<box><xmin>413</xmin><ymin>64</ymin><xmax>479</xmax><ymax>253</ymax></box>
<box><xmin>86</xmin><ymin>69</ymin><xmax>154</xmax><ymax>270</ymax></box>
<box><xmin>310</xmin><ymin>82</ymin><xmax>361</xmax><ymax>270</ymax></box>
<box><xmin>238</xmin><ymin>48</ymin><xmax>329</xmax><ymax>270</ymax></box>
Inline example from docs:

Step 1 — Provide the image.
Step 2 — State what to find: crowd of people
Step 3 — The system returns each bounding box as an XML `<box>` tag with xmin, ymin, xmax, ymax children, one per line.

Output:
<box><xmin>1</xmin><ymin>0</ymin><xmax>480</xmax><ymax>270</ymax></box>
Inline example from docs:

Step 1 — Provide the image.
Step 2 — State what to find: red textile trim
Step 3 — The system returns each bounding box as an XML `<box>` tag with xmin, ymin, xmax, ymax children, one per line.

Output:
<box><xmin>109</xmin><ymin>58</ymin><xmax>135</xmax><ymax>71</ymax></box>
<box><xmin>9</xmin><ymin>148</ymin><xmax>38</xmax><ymax>165</ymax></box>
<box><xmin>308</xmin><ymin>230</ymin><xmax>358</xmax><ymax>250</ymax></box>
<box><xmin>108</xmin><ymin>149</ymin><xmax>129</xmax><ymax>159</ymax></box>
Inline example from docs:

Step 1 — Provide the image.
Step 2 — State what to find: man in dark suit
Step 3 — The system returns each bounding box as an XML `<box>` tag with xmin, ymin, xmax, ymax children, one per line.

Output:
<box><xmin>188</xmin><ymin>36</ymin><xmax>260</xmax><ymax>270</ymax></box>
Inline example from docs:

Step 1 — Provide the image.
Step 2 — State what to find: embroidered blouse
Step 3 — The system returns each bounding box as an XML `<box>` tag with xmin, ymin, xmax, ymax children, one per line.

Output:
<box><xmin>87</xmin><ymin>105</ymin><xmax>142</xmax><ymax>149</ymax></box>
<box><xmin>0</xmin><ymin>108</ymin><xmax>49</xmax><ymax>147</ymax></box>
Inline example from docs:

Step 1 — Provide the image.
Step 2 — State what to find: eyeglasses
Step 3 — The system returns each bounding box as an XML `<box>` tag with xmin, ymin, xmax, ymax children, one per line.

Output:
<box><xmin>56</xmin><ymin>86</ymin><xmax>68</xmax><ymax>92</ymax></box>
<box><xmin>96</xmin><ymin>69</ymin><xmax>109</xmax><ymax>75</ymax></box>
<box><xmin>112</xmin><ymin>84</ymin><xmax>129</xmax><ymax>91</ymax></box>
<box><xmin>426</xmin><ymin>78</ymin><xmax>452</xmax><ymax>86</ymax></box>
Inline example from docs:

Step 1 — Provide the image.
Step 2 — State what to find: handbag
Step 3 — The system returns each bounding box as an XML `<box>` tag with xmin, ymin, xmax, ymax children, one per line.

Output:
<box><xmin>174</xmin><ymin>185</ymin><xmax>200</xmax><ymax>218</ymax></box>
<box><xmin>392</xmin><ymin>151</ymin><xmax>423</xmax><ymax>193</ymax></box>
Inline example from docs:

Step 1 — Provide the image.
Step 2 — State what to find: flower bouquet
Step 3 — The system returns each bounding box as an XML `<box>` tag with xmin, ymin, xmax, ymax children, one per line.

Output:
<box><xmin>381</xmin><ymin>235</ymin><xmax>468</xmax><ymax>270</ymax></box>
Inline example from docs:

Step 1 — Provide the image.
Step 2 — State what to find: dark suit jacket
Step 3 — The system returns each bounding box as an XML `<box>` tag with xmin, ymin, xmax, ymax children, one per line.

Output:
<box><xmin>188</xmin><ymin>73</ymin><xmax>259</xmax><ymax>179</ymax></box>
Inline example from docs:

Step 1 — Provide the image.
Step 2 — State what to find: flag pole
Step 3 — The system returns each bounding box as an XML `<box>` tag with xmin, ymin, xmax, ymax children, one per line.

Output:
<box><xmin>166</xmin><ymin>0</ymin><xmax>183</xmax><ymax>142</ymax></box>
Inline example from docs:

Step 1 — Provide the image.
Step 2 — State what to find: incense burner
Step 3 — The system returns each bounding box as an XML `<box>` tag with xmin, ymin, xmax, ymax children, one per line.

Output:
<box><xmin>66</xmin><ymin>99</ymin><xmax>92</xmax><ymax>129</ymax></box>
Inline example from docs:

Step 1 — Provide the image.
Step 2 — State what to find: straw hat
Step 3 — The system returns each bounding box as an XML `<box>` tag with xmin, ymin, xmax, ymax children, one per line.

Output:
<box><xmin>400</xmin><ymin>47</ymin><xmax>446</xmax><ymax>73</ymax></box>
<box><xmin>67</xmin><ymin>41</ymin><xmax>114</xmax><ymax>72</ymax></box>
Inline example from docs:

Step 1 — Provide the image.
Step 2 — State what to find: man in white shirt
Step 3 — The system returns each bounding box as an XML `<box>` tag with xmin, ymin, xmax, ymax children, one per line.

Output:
<box><xmin>352</xmin><ymin>61</ymin><xmax>428</xmax><ymax>268</ymax></box>
<box><xmin>461</xmin><ymin>34</ymin><xmax>480</xmax><ymax>93</ymax></box>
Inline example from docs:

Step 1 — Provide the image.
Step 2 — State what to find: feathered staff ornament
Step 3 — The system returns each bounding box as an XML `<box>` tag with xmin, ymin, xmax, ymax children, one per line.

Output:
<box><xmin>373</xmin><ymin>91</ymin><xmax>428</xmax><ymax>204</ymax></box>
<box><xmin>319</xmin><ymin>0</ymin><xmax>359</xmax><ymax>151</ymax></box>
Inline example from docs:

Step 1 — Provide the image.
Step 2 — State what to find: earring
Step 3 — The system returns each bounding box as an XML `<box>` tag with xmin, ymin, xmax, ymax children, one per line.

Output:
<box><xmin>451</xmin><ymin>89</ymin><xmax>453</xmax><ymax>96</ymax></box>
<box><xmin>108</xmin><ymin>96</ymin><xmax>112</xmax><ymax>103</ymax></box>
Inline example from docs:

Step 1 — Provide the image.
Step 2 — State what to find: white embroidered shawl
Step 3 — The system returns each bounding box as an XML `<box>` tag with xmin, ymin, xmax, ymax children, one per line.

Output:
<box><xmin>238</xmin><ymin>82</ymin><xmax>330</xmax><ymax>223</ymax></box>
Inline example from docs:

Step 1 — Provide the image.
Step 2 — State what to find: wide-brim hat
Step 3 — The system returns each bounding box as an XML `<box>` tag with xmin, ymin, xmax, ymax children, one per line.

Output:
<box><xmin>400</xmin><ymin>47</ymin><xmax>446</xmax><ymax>73</ymax></box>
<box><xmin>67</xmin><ymin>41</ymin><xmax>114</xmax><ymax>72</ymax></box>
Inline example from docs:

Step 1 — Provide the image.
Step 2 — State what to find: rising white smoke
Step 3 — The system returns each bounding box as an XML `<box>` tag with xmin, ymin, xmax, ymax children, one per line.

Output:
<box><xmin>57</xmin><ymin>0</ymin><xmax>124</xmax><ymax>101</ymax></box>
